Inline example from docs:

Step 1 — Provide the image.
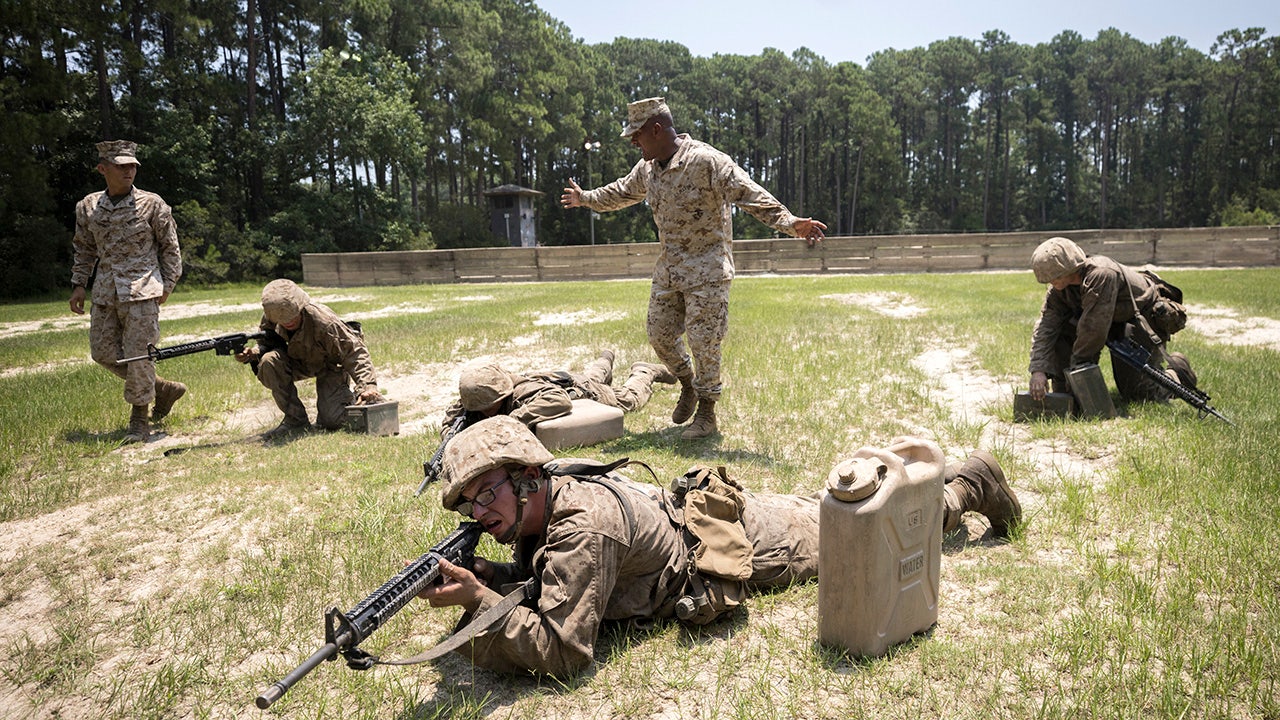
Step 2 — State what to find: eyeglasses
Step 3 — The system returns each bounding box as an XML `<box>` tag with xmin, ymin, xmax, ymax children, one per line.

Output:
<box><xmin>456</xmin><ymin>475</ymin><xmax>511</xmax><ymax>517</ymax></box>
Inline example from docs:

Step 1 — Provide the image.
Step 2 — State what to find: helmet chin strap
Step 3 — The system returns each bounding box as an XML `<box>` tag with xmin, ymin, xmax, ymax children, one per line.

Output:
<box><xmin>498</xmin><ymin>468</ymin><xmax>544</xmax><ymax>546</ymax></box>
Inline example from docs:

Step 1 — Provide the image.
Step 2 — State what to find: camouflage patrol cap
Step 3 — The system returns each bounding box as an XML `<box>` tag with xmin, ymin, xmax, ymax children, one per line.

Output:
<box><xmin>459</xmin><ymin>362</ymin><xmax>513</xmax><ymax>412</ymax></box>
<box><xmin>261</xmin><ymin>279</ymin><xmax>311</xmax><ymax>325</ymax></box>
<box><xmin>440</xmin><ymin>415</ymin><xmax>554</xmax><ymax>511</ymax></box>
<box><xmin>1031</xmin><ymin>237</ymin><xmax>1087</xmax><ymax>283</ymax></box>
<box><xmin>620</xmin><ymin>97</ymin><xmax>670</xmax><ymax>138</ymax></box>
<box><xmin>96</xmin><ymin>140</ymin><xmax>141</xmax><ymax>166</ymax></box>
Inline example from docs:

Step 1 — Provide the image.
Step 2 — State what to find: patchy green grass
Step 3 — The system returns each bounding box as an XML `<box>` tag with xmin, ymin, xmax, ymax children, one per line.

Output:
<box><xmin>1</xmin><ymin>268</ymin><xmax>1277</xmax><ymax>719</ymax></box>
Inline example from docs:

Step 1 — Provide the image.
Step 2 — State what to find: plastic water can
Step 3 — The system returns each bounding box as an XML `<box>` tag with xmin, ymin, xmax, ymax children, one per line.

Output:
<box><xmin>818</xmin><ymin>437</ymin><xmax>944</xmax><ymax>657</ymax></box>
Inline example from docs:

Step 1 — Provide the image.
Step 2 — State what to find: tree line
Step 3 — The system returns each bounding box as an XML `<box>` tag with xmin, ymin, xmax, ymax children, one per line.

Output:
<box><xmin>2</xmin><ymin>0</ymin><xmax>1276</xmax><ymax>299</ymax></box>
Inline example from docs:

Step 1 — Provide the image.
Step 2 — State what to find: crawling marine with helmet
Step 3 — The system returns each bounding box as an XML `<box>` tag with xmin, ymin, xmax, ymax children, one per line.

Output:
<box><xmin>413</xmin><ymin>416</ymin><xmax>1021</xmax><ymax>676</ymax></box>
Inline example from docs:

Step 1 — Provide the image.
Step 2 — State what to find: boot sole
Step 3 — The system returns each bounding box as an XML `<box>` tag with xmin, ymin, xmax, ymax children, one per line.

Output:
<box><xmin>971</xmin><ymin>449</ymin><xmax>1022</xmax><ymax>536</ymax></box>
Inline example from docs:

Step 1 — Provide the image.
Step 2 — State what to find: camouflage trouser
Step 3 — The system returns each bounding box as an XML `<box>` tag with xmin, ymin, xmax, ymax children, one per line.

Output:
<box><xmin>256</xmin><ymin>350</ymin><xmax>354</xmax><ymax>429</ymax></box>
<box><xmin>89</xmin><ymin>296</ymin><xmax>159</xmax><ymax>406</ymax></box>
<box><xmin>647</xmin><ymin>280</ymin><xmax>730</xmax><ymax>401</ymax></box>
<box><xmin>575</xmin><ymin>356</ymin><xmax>659</xmax><ymax>413</ymax></box>
<box><xmin>741</xmin><ymin>493</ymin><xmax>820</xmax><ymax>589</ymax></box>
<box><xmin>1049</xmin><ymin>321</ymin><xmax>1173</xmax><ymax>401</ymax></box>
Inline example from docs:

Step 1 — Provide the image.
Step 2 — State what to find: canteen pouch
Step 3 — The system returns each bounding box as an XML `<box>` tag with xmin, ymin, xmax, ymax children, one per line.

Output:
<box><xmin>668</xmin><ymin>465</ymin><xmax>754</xmax><ymax>624</ymax></box>
<box><xmin>1140</xmin><ymin>269</ymin><xmax>1187</xmax><ymax>340</ymax></box>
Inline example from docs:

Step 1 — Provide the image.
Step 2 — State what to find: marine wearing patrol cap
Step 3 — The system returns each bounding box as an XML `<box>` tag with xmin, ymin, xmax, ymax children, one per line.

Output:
<box><xmin>96</xmin><ymin>140</ymin><xmax>142</xmax><ymax>166</ymax></box>
<box><xmin>620</xmin><ymin>96</ymin><xmax>671</xmax><ymax>138</ymax></box>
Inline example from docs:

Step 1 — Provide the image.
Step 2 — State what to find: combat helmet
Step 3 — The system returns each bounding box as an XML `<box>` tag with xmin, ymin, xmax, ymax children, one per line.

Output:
<box><xmin>459</xmin><ymin>362</ymin><xmax>514</xmax><ymax>412</ymax></box>
<box><xmin>440</xmin><ymin>415</ymin><xmax>553</xmax><ymax>511</ymax></box>
<box><xmin>261</xmin><ymin>279</ymin><xmax>311</xmax><ymax>326</ymax></box>
<box><xmin>1031</xmin><ymin>237</ymin><xmax>1087</xmax><ymax>283</ymax></box>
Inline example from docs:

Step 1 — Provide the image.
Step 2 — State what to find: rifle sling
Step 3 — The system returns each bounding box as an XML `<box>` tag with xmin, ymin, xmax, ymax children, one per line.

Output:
<box><xmin>367</xmin><ymin>578</ymin><xmax>535</xmax><ymax>667</ymax></box>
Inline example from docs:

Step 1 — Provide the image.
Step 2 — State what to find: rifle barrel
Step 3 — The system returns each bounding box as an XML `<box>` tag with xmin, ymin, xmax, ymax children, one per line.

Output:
<box><xmin>1106</xmin><ymin>339</ymin><xmax>1231</xmax><ymax>424</ymax></box>
<box><xmin>255</xmin><ymin>636</ymin><xmax>346</xmax><ymax>709</ymax></box>
<box><xmin>253</xmin><ymin>522</ymin><xmax>480</xmax><ymax>709</ymax></box>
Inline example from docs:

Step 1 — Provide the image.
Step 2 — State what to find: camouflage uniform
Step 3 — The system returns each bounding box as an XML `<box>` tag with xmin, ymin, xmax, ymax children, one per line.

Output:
<box><xmin>571</xmin><ymin>354</ymin><xmax>667</xmax><ymax>412</ymax></box>
<box><xmin>70</xmin><ymin>168</ymin><xmax>182</xmax><ymax>407</ymax></box>
<box><xmin>1029</xmin><ymin>254</ymin><xmax>1173</xmax><ymax>400</ymax></box>
<box><xmin>443</xmin><ymin>366</ymin><xmax>574</xmax><ymax>430</ymax></box>
<box><xmin>435</xmin><ymin>416</ymin><xmax>1016</xmax><ymax>676</ymax></box>
<box><xmin>253</xmin><ymin>281</ymin><xmax>379</xmax><ymax>429</ymax></box>
<box><xmin>455</xmin><ymin>467</ymin><xmax>819</xmax><ymax>676</ymax></box>
<box><xmin>579</xmin><ymin>136</ymin><xmax>805</xmax><ymax>401</ymax></box>
<box><xmin>443</xmin><ymin>357</ymin><xmax>669</xmax><ymax>431</ymax></box>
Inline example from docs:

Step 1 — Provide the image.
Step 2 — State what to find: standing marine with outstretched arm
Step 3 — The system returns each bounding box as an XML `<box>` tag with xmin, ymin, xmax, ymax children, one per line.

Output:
<box><xmin>561</xmin><ymin>97</ymin><xmax>826</xmax><ymax>439</ymax></box>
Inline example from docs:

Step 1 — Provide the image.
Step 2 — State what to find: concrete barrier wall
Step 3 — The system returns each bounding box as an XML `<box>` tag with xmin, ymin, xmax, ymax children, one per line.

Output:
<box><xmin>302</xmin><ymin>226</ymin><xmax>1280</xmax><ymax>287</ymax></box>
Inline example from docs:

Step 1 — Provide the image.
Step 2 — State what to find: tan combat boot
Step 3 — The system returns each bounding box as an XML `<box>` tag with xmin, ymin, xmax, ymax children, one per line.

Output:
<box><xmin>680</xmin><ymin>399</ymin><xmax>718</xmax><ymax>440</ymax></box>
<box><xmin>123</xmin><ymin>404</ymin><xmax>151</xmax><ymax>444</ymax></box>
<box><xmin>942</xmin><ymin>450</ymin><xmax>1021</xmax><ymax>538</ymax></box>
<box><xmin>631</xmin><ymin>362</ymin><xmax>677</xmax><ymax>384</ymax></box>
<box><xmin>152</xmin><ymin>377</ymin><xmax>188</xmax><ymax>421</ymax></box>
<box><xmin>671</xmin><ymin>378</ymin><xmax>697</xmax><ymax>424</ymax></box>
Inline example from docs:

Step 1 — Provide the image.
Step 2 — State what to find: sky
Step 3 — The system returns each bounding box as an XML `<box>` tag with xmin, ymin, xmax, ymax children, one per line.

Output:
<box><xmin>532</xmin><ymin>0</ymin><xmax>1276</xmax><ymax>65</ymax></box>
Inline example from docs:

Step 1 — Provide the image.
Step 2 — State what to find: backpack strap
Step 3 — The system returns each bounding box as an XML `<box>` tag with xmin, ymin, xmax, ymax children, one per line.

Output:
<box><xmin>543</xmin><ymin>457</ymin><xmax>660</xmax><ymax>544</ymax></box>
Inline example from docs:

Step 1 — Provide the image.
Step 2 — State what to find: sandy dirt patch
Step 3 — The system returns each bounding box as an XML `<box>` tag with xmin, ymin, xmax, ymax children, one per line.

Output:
<box><xmin>533</xmin><ymin>309</ymin><xmax>629</xmax><ymax>326</ymax></box>
<box><xmin>0</xmin><ymin>295</ymin><xmax>374</xmax><ymax>342</ymax></box>
<box><xmin>906</xmin><ymin>342</ymin><xmax>1115</xmax><ymax>531</ymax></box>
<box><xmin>1186</xmin><ymin>303</ymin><xmax>1280</xmax><ymax>351</ymax></box>
<box><xmin>820</xmin><ymin>291</ymin><xmax>929</xmax><ymax>318</ymax></box>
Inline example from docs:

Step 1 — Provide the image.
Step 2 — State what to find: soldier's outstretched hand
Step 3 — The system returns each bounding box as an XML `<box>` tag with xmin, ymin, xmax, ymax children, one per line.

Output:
<box><xmin>795</xmin><ymin>218</ymin><xmax>827</xmax><ymax>247</ymax></box>
<box><xmin>561</xmin><ymin>178</ymin><xmax>584</xmax><ymax>208</ymax></box>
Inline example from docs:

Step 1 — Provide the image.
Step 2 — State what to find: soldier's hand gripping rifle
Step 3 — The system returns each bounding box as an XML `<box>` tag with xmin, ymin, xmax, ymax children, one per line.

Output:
<box><xmin>416</xmin><ymin>414</ymin><xmax>469</xmax><ymax>496</ymax></box>
<box><xmin>255</xmin><ymin>521</ymin><xmax>484</xmax><ymax>709</ymax></box>
<box><xmin>1106</xmin><ymin>338</ymin><xmax>1233</xmax><ymax>425</ymax></box>
<box><xmin>116</xmin><ymin>331</ymin><xmax>268</xmax><ymax>365</ymax></box>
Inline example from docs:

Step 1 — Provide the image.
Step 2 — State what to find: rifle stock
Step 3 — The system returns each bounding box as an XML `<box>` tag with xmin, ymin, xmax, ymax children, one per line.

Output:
<box><xmin>416</xmin><ymin>415</ymin><xmax>469</xmax><ymax>496</ymax></box>
<box><xmin>116</xmin><ymin>330</ymin><xmax>267</xmax><ymax>365</ymax></box>
<box><xmin>1106</xmin><ymin>338</ymin><xmax>1232</xmax><ymax>424</ymax></box>
<box><xmin>255</xmin><ymin>521</ymin><xmax>483</xmax><ymax>709</ymax></box>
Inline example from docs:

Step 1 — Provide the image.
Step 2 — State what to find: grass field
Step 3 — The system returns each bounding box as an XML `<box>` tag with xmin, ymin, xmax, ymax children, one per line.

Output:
<box><xmin>1</xmin><ymin>268</ymin><xmax>1277</xmax><ymax>719</ymax></box>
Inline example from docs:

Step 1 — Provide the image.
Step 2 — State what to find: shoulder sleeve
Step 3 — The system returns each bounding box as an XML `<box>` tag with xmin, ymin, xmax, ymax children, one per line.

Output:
<box><xmin>719</xmin><ymin>155</ymin><xmax>799</xmax><ymax>235</ymax></box>
<box><xmin>456</xmin><ymin>498</ymin><xmax>628</xmax><ymax>675</ymax></box>
<box><xmin>150</xmin><ymin>195</ymin><xmax>182</xmax><ymax>291</ymax></box>
<box><xmin>70</xmin><ymin>196</ymin><xmax>98</xmax><ymax>287</ymax></box>
<box><xmin>1072</xmin><ymin>267</ymin><xmax>1120</xmax><ymax>364</ymax></box>
<box><xmin>321</xmin><ymin>313</ymin><xmax>379</xmax><ymax>391</ymax></box>
<box><xmin>581</xmin><ymin>160</ymin><xmax>649</xmax><ymax>213</ymax></box>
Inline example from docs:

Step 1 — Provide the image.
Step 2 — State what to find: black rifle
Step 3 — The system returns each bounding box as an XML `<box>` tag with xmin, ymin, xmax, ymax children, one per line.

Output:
<box><xmin>416</xmin><ymin>414</ymin><xmax>469</xmax><ymax>496</ymax></box>
<box><xmin>116</xmin><ymin>331</ymin><xmax>267</xmax><ymax>365</ymax></box>
<box><xmin>255</xmin><ymin>521</ymin><xmax>484</xmax><ymax>709</ymax></box>
<box><xmin>1106</xmin><ymin>338</ymin><xmax>1232</xmax><ymax>425</ymax></box>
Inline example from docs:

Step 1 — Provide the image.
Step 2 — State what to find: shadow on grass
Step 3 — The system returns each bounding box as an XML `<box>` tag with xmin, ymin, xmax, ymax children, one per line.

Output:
<box><xmin>391</xmin><ymin>615</ymin><xmax>734</xmax><ymax>719</ymax></box>
<box><xmin>943</xmin><ymin>522</ymin><xmax>1021</xmax><ymax>554</ymax></box>
<box><xmin>63</xmin><ymin>426</ymin><xmax>170</xmax><ymax>447</ymax></box>
<box><xmin>158</xmin><ymin>425</ymin><xmax>320</xmax><ymax>457</ymax></box>
<box><xmin>812</xmin><ymin>627</ymin><xmax>936</xmax><ymax>673</ymax></box>
<box><xmin>600</xmin><ymin>427</ymin><xmax>784</xmax><ymax>468</ymax></box>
